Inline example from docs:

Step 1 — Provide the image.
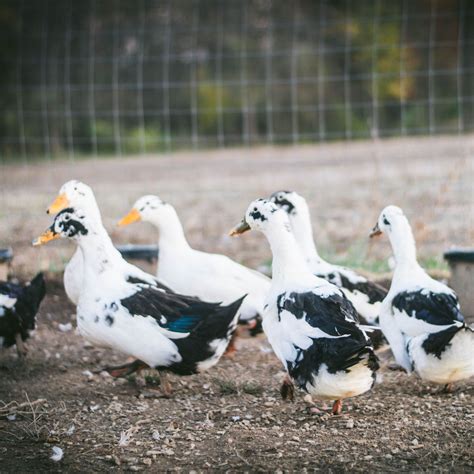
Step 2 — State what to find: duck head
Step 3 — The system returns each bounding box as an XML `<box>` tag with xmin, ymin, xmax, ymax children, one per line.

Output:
<box><xmin>230</xmin><ymin>198</ymin><xmax>290</xmax><ymax>236</ymax></box>
<box><xmin>33</xmin><ymin>207</ymin><xmax>90</xmax><ymax>246</ymax></box>
<box><xmin>47</xmin><ymin>180</ymin><xmax>100</xmax><ymax>220</ymax></box>
<box><xmin>118</xmin><ymin>195</ymin><xmax>174</xmax><ymax>228</ymax></box>
<box><xmin>370</xmin><ymin>205</ymin><xmax>405</xmax><ymax>238</ymax></box>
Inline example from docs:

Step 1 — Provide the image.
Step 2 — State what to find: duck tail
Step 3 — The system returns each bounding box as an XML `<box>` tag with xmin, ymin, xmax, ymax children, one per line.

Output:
<box><xmin>203</xmin><ymin>294</ymin><xmax>246</xmax><ymax>341</ymax></box>
<box><xmin>17</xmin><ymin>273</ymin><xmax>46</xmax><ymax>326</ymax></box>
<box><xmin>23</xmin><ymin>273</ymin><xmax>46</xmax><ymax>310</ymax></box>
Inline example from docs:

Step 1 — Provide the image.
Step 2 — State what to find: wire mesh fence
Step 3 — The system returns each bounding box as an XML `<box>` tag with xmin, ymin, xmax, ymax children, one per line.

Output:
<box><xmin>1</xmin><ymin>0</ymin><xmax>473</xmax><ymax>161</ymax></box>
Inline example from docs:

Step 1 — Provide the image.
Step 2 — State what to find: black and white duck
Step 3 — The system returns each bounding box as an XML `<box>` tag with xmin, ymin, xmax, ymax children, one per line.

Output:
<box><xmin>33</xmin><ymin>206</ymin><xmax>244</xmax><ymax>392</ymax></box>
<box><xmin>0</xmin><ymin>273</ymin><xmax>46</xmax><ymax>357</ymax></box>
<box><xmin>230</xmin><ymin>199</ymin><xmax>379</xmax><ymax>414</ymax></box>
<box><xmin>370</xmin><ymin>205</ymin><xmax>474</xmax><ymax>389</ymax></box>
<box><xmin>269</xmin><ymin>191</ymin><xmax>387</xmax><ymax>326</ymax></box>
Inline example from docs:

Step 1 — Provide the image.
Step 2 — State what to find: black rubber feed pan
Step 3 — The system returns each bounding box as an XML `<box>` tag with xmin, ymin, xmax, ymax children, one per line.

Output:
<box><xmin>444</xmin><ymin>249</ymin><xmax>474</xmax><ymax>264</ymax></box>
<box><xmin>0</xmin><ymin>248</ymin><xmax>13</xmax><ymax>264</ymax></box>
<box><xmin>116</xmin><ymin>244</ymin><xmax>159</xmax><ymax>263</ymax></box>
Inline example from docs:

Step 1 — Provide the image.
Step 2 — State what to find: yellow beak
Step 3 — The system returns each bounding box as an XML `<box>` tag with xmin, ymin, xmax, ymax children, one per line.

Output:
<box><xmin>47</xmin><ymin>193</ymin><xmax>69</xmax><ymax>214</ymax></box>
<box><xmin>118</xmin><ymin>208</ymin><xmax>141</xmax><ymax>227</ymax></box>
<box><xmin>32</xmin><ymin>229</ymin><xmax>61</xmax><ymax>246</ymax></box>
<box><xmin>369</xmin><ymin>222</ymin><xmax>382</xmax><ymax>238</ymax></box>
<box><xmin>229</xmin><ymin>219</ymin><xmax>251</xmax><ymax>237</ymax></box>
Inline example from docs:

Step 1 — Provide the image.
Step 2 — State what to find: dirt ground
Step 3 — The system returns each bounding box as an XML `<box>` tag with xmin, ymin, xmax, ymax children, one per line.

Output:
<box><xmin>0</xmin><ymin>278</ymin><xmax>473</xmax><ymax>472</ymax></box>
<box><xmin>0</xmin><ymin>136</ymin><xmax>473</xmax><ymax>472</ymax></box>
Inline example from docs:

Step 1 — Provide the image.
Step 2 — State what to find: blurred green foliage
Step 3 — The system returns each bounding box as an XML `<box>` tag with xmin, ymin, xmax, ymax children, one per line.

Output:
<box><xmin>0</xmin><ymin>0</ymin><xmax>472</xmax><ymax>159</ymax></box>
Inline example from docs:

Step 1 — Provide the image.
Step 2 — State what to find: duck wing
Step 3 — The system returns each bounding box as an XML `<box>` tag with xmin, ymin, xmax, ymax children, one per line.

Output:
<box><xmin>120</xmin><ymin>284</ymin><xmax>220</xmax><ymax>335</ymax></box>
<box><xmin>392</xmin><ymin>289</ymin><xmax>463</xmax><ymax>327</ymax></box>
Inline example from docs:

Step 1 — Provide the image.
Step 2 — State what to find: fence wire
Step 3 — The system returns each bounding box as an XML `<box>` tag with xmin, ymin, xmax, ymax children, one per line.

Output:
<box><xmin>0</xmin><ymin>0</ymin><xmax>473</xmax><ymax>160</ymax></box>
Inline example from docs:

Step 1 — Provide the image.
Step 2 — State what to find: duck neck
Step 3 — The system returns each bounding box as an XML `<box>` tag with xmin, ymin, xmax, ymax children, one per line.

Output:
<box><xmin>77</xmin><ymin>221</ymin><xmax>123</xmax><ymax>279</ymax></box>
<box><xmin>289</xmin><ymin>207</ymin><xmax>323</xmax><ymax>266</ymax></box>
<box><xmin>388</xmin><ymin>218</ymin><xmax>419</xmax><ymax>269</ymax></box>
<box><xmin>265</xmin><ymin>224</ymin><xmax>312</xmax><ymax>286</ymax></box>
<box><xmin>152</xmin><ymin>208</ymin><xmax>191</xmax><ymax>253</ymax></box>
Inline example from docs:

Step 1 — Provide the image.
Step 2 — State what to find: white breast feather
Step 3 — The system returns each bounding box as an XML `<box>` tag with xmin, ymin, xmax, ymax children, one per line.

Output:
<box><xmin>0</xmin><ymin>294</ymin><xmax>18</xmax><ymax>309</ymax></box>
<box><xmin>408</xmin><ymin>328</ymin><xmax>474</xmax><ymax>384</ymax></box>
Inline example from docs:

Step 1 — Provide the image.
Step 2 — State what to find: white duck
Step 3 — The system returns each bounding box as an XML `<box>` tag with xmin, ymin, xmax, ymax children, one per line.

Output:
<box><xmin>33</xmin><ymin>207</ymin><xmax>243</xmax><ymax>389</ymax></box>
<box><xmin>269</xmin><ymin>191</ymin><xmax>387</xmax><ymax>326</ymax></box>
<box><xmin>46</xmin><ymin>181</ymin><xmax>159</xmax><ymax>305</ymax></box>
<box><xmin>230</xmin><ymin>199</ymin><xmax>379</xmax><ymax>415</ymax></box>
<box><xmin>370</xmin><ymin>205</ymin><xmax>474</xmax><ymax>389</ymax></box>
<box><xmin>118</xmin><ymin>195</ymin><xmax>270</xmax><ymax>324</ymax></box>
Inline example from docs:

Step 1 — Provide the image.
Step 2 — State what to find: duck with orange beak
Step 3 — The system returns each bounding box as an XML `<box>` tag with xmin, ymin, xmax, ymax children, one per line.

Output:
<box><xmin>369</xmin><ymin>205</ymin><xmax>474</xmax><ymax>390</ymax></box>
<box><xmin>33</xmin><ymin>206</ymin><xmax>244</xmax><ymax>390</ymax></box>
<box><xmin>229</xmin><ymin>199</ymin><xmax>379</xmax><ymax>415</ymax></box>
<box><xmin>45</xmin><ymin>180</ymin><xmax>158</xmax><ymax>305</ymax></box>
<box><xmin>118</xmin><ymin>195</ymin><xmax>270</xmax><ymax>329</ymax></box>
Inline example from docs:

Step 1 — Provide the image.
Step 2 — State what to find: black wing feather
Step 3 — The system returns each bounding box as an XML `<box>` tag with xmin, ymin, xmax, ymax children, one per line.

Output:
<box><xmin>277</xmin><ymin>290</ymin><xmax>378</xmax><ymax>388</ymax></box>
<box><xmin>338</xmin><ymin>274</ymin><xmax>387</xmax><ymax>304</ymax></box>
<box><xmin>392</xmin><ymin>290</ymin><xmax>463</xmax><ymax>326</ymax></box>
<box><xmin>120</xmin><ymin>284</ymin><xmax>221</xmax><ymax>329</ymax></box>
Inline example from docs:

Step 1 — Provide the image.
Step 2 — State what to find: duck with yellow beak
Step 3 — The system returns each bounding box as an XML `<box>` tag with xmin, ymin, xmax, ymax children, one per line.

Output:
<box><xmin>369</xmin><ymin>205</ymin><xmax>474</xmax><ymax>390</ymax></box>
<box><xmin>33</xmin><ymin>206</ymin><xmax>244</xmax><ymax>388</ymax></box>
<box><xmin>118</xmin><ymin>195</ymin><xmax>270</xmax><ymax>329</ymax></box>
<box><xmin>230</xmin><ymin>199</ymin><xmax>379</xmax><ymax>415</ymax></box>
<box><xmin>46</xmin><ymin>180</ymin><xmax>158</xmax><ymax>305</ymax></box>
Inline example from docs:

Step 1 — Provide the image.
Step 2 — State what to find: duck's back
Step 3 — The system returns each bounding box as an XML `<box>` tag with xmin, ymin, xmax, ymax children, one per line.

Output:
<box><xmin>158</xmin><ymin>246</ymin><xmax>269</xmax><ymax>320</ymax></box>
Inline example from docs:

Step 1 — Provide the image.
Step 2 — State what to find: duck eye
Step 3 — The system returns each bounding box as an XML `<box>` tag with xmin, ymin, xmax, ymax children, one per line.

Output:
<box><xmin>64</xmin><ymin>215</ymin><xmax>70</xmax><ymax>221</ymax></box>
<box><xmin>383</xmin><ymin>217</ymin><xmax>390</xmax><ymax>225</ymax></box>
<box><xmin>254</xmin><ymin>207</ymin><xmax>257</xmax><ymax>211</ymax></box>
<box><xmin>139</xmin><ymin>207</ymin><xmax>145</xmax><ymax>212</ymax></box>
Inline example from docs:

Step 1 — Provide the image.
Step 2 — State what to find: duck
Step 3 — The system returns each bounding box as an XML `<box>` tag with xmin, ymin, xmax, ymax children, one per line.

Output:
<box><xmin>370</xmin><ymin>205</ymin><xmax>474</xmax><ymax>389</ymax></box>
<box><xmin>33</xmin><ymin>206</ymin><xmax>244</xmax><ymax>391</ymax></box>
<box><xmin>230</xmin><ymin>199</ymin><xmax>379</xmax><ymax>414</ymax></box>
<box><xmin>0</xmin><ymin>273</ymin><xmax>46</xmax><ymax>357</ymax></box>
<box><xmin>46</xmin><ymin>180</ymin><xmax>162</xmax><ymax>305</ymax></box>
<box><xmin>118</xmin><ymin>195</ymin><xmax>270</xmax><ymax>325</ymax></box>
<box><xmin>269</xmin><ymin>191</ymin><xmax>387</xmax><ymax>326</ymax></box>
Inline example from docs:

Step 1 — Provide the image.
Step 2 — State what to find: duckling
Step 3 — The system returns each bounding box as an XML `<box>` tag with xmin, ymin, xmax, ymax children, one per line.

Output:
<box><xmin>33</xmin><ymin>207</ymin><xmax>243</xmax><ymax>389</ymax></box>
<box><xmin>46</xmin><ymin>180</ymin><xmax>161</xmax><ymax>305</ymax></box>
<box><xmin>118</xmin><ymin>195</ymin><xmax>270</xmax><ymax>327</ymax></box>
<box><xmin>370</xmin><ymin>205</ymin><xmax>474</xmax><ymax>389</ymax></box>
<box><xmin>0</xmin><ymin>273</ymin><xmax>46</xmax><ymax>357</ymax></box>
<box><xmin>230</xmin><ymin>199</ymin><xmax>379</xmax><ymax>414</ymax></box>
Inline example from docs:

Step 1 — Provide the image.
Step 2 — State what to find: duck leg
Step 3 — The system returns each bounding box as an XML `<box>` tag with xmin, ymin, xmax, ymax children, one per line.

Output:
<box><xmin>15</xmin><ymin>333</ymin><xmax>27</xmax><ymax>358</ymax></box>
<box><xmin>224</xmin><ymin>332</ymin><xmax>238</xmax><ymax>358</ymax></box>
<box><xmin>280</xmin><ymin>373</ymin><xmax>295</xmax><ymax>401</ymax></box>
<box><xmin>443</xmin><ymin>382</ymin><xmax>454</xmax><ymax>393</ymax></box>
<box><xmin>99</xmin><ymin>359</ymin><xmax>149</xmax><ymax>377</ymax></box>
<box><xmin>332</xmin><ymin>399</ymin><xmax>343</xmax><ymax>415</ymax></box>
<box><xmin>159</xmin><ymin>371</ymin><xmax>173</xmax><ymax>397</ymax></box>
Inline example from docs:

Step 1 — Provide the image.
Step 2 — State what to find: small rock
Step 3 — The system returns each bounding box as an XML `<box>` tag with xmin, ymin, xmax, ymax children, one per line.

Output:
<box><xmin>58</xmin><ymin>322</ymin><xmax>73</xmax><ymax>332</ymax></box>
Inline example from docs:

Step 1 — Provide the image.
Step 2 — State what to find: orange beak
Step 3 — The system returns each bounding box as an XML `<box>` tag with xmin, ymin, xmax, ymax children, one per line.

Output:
<box><xmin>47</xmin><ymin>193</ymin><xmax>69</xmax><ymax>214</ymax></box>
<box><xmin>118</xmin><ymin>208</ymin><xmax>141</xmax><ymax>227</ymax></box>
<box><xmin>229</xmin><ymin>218</ymin><xmax>251</xmax><ymax>237</ymax></box>
<box><xmin>369</xmin><ymin>222</ymin><xmax>382</xmax><ymax>238</ymax></box>
<box><xmin>32</xmin><ymin>229</ymin><xmax>61</xmax><ymax>246</ymax></box>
